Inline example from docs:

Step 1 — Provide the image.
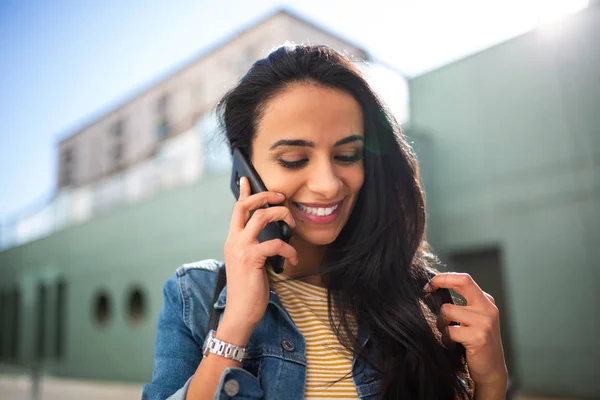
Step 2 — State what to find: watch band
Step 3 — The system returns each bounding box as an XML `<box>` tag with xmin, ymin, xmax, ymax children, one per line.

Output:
<box><xmin>202</xmin><ymin>330</ymin><xmax>247</xmax><ymax>362</ymax></box>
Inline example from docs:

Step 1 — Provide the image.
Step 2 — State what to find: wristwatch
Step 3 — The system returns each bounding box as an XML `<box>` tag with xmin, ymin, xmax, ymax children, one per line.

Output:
<box><xmin>202</xmin><ymin>330</ymin><xmax>247</xmax><ymax>362</ymax></box>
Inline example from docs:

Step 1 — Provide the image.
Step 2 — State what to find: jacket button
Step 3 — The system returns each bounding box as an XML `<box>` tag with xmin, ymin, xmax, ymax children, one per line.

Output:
<box><xmin>281</xmin><ymin>339</ymin><xmax>295</xmax><ymax>352</ymax></box>
<box><xmin>224</xmin><ymin>379</ymin><xmax>240</xmax><ymax>396</ymax></box>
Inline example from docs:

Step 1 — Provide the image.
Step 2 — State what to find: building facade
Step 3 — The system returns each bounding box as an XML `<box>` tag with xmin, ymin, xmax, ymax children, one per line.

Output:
<box><xmin>2</xmin><ymin>5</ymin><xmax>597</xmax><ymax>399</ymax></box>
<box><xmin>56</xmin><ymin>10</ymin><xmax>368</xmax><ymax>190</ymax></box>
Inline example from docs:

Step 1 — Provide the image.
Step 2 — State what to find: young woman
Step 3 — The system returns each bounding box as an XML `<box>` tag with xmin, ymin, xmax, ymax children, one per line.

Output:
<box><xmin>142</xmin><ymin>44</ymin><xmax>507</xmax><ymax>400</ymax></box>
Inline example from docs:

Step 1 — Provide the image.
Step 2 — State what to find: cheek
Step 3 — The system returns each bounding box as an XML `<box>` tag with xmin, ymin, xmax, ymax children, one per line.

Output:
<box><xmin>253</xmin><ymin>162</ymin><xmax>291</xmax><ymax>193</ymax></box>
<box><xmin>262</xmin><ymin>171</ymin><xmax>303</xmax><ymax>199</ymax></box>
<box><xmin>345</xmin><ymin>165</ymin><xmax>365</xmax><ymax>195</ymax></box>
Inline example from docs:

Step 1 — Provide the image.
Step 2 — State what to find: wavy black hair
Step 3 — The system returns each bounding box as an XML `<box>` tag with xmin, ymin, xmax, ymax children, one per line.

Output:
<box><xmin>216</xmin><ymin>44</ymin><xmax>472</xmax><ymax>399</ymax></box>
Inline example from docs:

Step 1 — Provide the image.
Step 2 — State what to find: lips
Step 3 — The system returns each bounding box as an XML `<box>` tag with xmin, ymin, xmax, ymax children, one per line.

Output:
<box><xmin>294</xmin><ymin>200</ymin><xmax>343</xmax><ymax>208</ymax></box>
<box><xmin>292</xmin><ymin>199</ymin><xmax>345</xmax><ymax>224</ymax></box>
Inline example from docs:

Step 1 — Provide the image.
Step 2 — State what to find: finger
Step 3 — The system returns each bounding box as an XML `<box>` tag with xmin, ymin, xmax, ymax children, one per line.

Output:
<box><xmin>230</xmin><ymin>186</ymin><xmax>285</xmax><ymax>232</ymax></box>
<box><xmin>444</xmin><ymin>324</ymin><xmax>472</xmax><ymax>347</ymax></box>
<box><xmin>439</xmin><ymin>303</ymin><xmax>480</xmax><ymax>327</ymax></box>
<box><xmin>446</xmin><ymin>324</ymin><xmax>497</xmax><ymax>351</ymax></box>
<box><xmin>229</xmin><ymin>177</ymin><xmax>253</xmax><ymax>232</ymax></box>
<box><xmin>254</xmin><ymin>239</ymin><xmax>298</xmax><ymax>265</ymax></box>
<box><xmin>244</xmin><ymin>206</ymin><xmax>296</xmax><ymax>239</ymax></box>
<box><xmin>239</xmin><ymin>190</ymin><xmax>286</xmax><ymax>213</ymax></box>
<box><xmin>239</xmin><ymin>176</ymin><xmax>252</xmax><ymax>200</ymax></box>
<box><xmin>425</xmin><ymin>273</ymin><xmax>488</xmax><ymax>306</ymax></box>
<box><xmin>483</xmin><ymin>291</ymin><xmax>496</xmax><ymax>305</ymax></box>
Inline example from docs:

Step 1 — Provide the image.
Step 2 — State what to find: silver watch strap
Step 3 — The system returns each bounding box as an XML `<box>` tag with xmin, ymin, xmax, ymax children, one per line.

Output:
<box><xmin>203</xmin><ymin>330</ymin><xmax>247</xmax><ymax>362</ymax></box>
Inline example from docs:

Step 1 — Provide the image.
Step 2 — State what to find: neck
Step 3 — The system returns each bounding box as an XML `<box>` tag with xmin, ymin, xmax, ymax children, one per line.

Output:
<box><xmin>282</xmin><ymin>236</ymin><xmax>326</xmax><ymax>287</ymax></box>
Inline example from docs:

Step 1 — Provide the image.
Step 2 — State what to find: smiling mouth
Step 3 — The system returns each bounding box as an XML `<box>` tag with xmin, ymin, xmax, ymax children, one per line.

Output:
<box><xmin>292</xmin><ymin>201</ymin><xmax>343</xmax><ymax>217</ymax></box>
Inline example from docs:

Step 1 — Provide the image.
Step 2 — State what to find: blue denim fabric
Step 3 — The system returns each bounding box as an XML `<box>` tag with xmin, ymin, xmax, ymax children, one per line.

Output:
<box><xmin>141</xmin><ymin>259</ymin><xmax>381</xmax><ymax>400</ymax></box>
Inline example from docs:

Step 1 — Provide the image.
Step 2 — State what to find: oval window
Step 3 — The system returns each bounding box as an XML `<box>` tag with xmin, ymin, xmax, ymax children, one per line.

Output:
<box><xmin>127</xmin><ymin>287</ymin><xmax>146</xmax><ymax>325</ymax></box>
<box><xmin>93</xmin><ymin>291</ymin><xmax>112</xmax><ymax>328</ymax></box>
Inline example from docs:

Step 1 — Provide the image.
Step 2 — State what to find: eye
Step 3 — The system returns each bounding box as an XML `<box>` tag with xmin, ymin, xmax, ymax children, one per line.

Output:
<box><xmin>335</xmin><ymin>150</ymin><xmax>363</xmax><ymax>164</ymax></box>
<box><xmin>278</xmin><ymin>159</ymin><xmax>308</xmax><ymax>169</ymax></box>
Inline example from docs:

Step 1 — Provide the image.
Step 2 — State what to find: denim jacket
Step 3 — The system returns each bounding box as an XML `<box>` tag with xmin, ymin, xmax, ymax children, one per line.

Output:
<box><xmin>141</xmin><ymin>259</ymin><xmax>382</xmax><ymax>400</ymax></box>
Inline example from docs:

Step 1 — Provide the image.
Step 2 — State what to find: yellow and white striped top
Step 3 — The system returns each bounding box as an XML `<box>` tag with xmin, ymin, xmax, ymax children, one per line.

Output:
<box><xmin>269</xmin><ymin>271</ymin><xmax>359</xmax><ymax>399</ymax></box>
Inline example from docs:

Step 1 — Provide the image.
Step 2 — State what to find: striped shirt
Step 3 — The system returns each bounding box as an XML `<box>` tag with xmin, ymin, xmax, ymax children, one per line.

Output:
<box><xmin>269</xmin><ymin>271</ymin><xmax>359</xmax><ymax>399</ymax></box>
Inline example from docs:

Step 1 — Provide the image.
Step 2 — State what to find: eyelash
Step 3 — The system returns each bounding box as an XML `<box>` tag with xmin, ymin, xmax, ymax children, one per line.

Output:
<box><xmin>277</xmin><ymin>152</ymin><xmax>363</xmax><ymax>170</ymax></box>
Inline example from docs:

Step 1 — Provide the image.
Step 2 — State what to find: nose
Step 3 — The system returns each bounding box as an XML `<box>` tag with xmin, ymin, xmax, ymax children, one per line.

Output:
<box><xmin>306</xmin><ymin>161</ymin><xmax>343</xmax><ymax>199</ymax></box>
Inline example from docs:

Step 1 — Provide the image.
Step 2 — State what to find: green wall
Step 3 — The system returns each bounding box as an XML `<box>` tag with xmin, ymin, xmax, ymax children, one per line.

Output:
<box><xmin>408</xmin><ymin>6</ymin><xmax>599</xmax><ymax>398</ymax></box>
<box><xmin>0</xmin><ymin>172</ymin><xmax>234</xmax><ymax>382</ymax></box>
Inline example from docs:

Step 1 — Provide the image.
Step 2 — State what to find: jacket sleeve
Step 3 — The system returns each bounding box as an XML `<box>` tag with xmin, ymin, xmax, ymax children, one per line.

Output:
<box><xmin>141</xmin><ymin>271</ymin><xmax>264</xmax><ymax>400</ymax></box>
<box><xmin>142</xmin><ymin>274</ymin><xmax>202</xmax><ymax>399</ymax></box>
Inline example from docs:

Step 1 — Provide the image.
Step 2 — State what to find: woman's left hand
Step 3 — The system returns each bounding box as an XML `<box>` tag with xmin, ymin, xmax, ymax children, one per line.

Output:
<box><xmin>425</xmin><ymin>273</ymin><xmax>508</xmax><ymax>393</ymax></box>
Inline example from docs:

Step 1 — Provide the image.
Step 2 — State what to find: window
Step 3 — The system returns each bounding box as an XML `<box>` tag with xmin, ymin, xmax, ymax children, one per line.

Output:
<box><xmin>156</xmin><ymin>93</ymin><xmax>169</xmax><ymax>115</ymax></box>
<box><xmin>10</xmin><ymin>288</ymin><xmax>20</xmax><ymax>361</ymax></box>
<box><xmin>61</xmin><ymin>147</ymin><xmax>74</xmax><ymax>186</ymax></box>
<box><xmin>93</xmin><ymin>290</ymin><xmax>112</xmax><ymax>328</ymax></box>
<box><xmin>36</xmin><ymin>283</ymin><xmax>46</xmax><ymax>360</ymax></box>
<box><xmin>55</xmin><ymin>280</ymin><xmax>67</xmax><ymax>358</ymax></box>
<box><xmin>113</xmin><ymin>142</ymin><xmax>123</xmax><ymax>163</ymax></box>
<box><xmin>156</xmin><ymin>119</ymin><xmax>170</xmax><ymax>141</ymax></box>
<box><xmin>112</xmin><ymin>120</ymin><xmax>124</xmax><ymax>137</ymax></box>
<box><xmin>61</xmin><ymin>169</ymin><xmax>72</xmax><ymax>186</ymax></box>
<box><xmin>155</xmin><ymin>93</ymin><xmax>171</xmax><ymax>141</ymax></box>
<box><xmin>63</xmin><ymin>148</ymin><xmax>73</xmax><ymax>163</ymax></box>
<box><xmin>127</xmin><ymin>286</ymin><xmax>147</xmax><ymax>325</ymax></box>
<box><xmin>109</xmin><ymin>119</ymin><xmax>125</xmax><ymax>166</ymax></box>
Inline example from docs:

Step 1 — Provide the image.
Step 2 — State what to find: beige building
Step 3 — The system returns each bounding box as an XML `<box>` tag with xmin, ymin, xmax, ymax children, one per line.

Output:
<box><xmin>57</xmin><ymin>10</ymin><xmax>369</xmax><ymax>190</ymax></box>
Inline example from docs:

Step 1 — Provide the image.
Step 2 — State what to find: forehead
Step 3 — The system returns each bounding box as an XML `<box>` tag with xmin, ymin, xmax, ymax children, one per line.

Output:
<box><xmin>254</xmin><ymin>83</ymin><xmax>364</xmax><ymax>148</ymax></box>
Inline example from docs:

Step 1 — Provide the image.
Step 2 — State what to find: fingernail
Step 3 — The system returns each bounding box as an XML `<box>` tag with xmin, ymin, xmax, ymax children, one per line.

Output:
<box><xmin>423</xmin><ymin>282</ymin><xmax>433</xmax><ymax>292</ymax></box>
<box><xmin>276</xmin><ymin>192</ymin><xmax>285</xmax><ymax>197</ymax></box>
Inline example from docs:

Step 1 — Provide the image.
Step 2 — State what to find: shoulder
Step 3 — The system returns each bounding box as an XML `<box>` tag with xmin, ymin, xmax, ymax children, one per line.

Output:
<box><xmin>162</xmin><ymin>259</ymin><xmax>225</xmax><ymax>341</ymax></box>
<box><xmin>176</xmin><ymin>258</ymin><xmax>224</xmax><ymax>277</ymax></box>
<box><xmin>164</xmin><ymin>258</ymin><xmax>224</xmax><ymax>300</ymax></box>
<box><xmin>170</xmin><ymin>258</ymin><xmax>225</xmax><ymax>301</ymax></box>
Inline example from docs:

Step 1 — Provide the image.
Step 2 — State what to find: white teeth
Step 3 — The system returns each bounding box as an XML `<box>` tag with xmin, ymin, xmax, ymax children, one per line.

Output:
<box><xmin>297</xmin><ymin>203</ymin><xmax>339</xmax><ymax>216</ymax></box>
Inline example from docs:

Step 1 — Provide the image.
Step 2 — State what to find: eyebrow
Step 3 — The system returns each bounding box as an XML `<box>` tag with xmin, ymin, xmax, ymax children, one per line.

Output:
<box><xmin>269</xmin><ymin>135</ymin><xmax>364</xmax><ymax>150</ymax></box>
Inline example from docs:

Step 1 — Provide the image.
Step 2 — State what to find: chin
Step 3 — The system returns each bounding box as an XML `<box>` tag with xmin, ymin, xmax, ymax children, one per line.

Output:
<box><xmin>296</xmin><ymin>230</ymin><xmax>341</xmax><ymax>246</ymax></box>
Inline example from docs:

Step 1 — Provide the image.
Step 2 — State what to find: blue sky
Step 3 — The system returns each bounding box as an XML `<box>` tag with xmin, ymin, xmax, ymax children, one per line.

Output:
<box><xmin>0</xmin><ymin>0</ymin><xmax>588</xmax><ymax>219</ymax></box>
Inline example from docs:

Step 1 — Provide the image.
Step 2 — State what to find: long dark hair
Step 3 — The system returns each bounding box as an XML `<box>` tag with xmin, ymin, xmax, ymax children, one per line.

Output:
<box><xmin>216</xmin><ymin>44</ymin><xmax>472</xmax><ymax>399</ymax></box>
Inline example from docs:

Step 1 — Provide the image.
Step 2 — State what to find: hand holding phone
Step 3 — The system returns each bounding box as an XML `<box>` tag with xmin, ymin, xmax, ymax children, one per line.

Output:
<box><xmin>230</xmin><ymin>148</ymin><xmax>293</xmax><ymax>273</ymax></box>
<box><xmin>221</xmin><ymin>154</ymin><xmax>297</xmax><ymax>332</ymax></box>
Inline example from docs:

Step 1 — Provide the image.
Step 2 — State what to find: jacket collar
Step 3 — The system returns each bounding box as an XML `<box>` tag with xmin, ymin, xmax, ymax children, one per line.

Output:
<box><xmin>214</xmin><ymin>283</ymin><xmax>286</xmax><ymax>312</ymax></box>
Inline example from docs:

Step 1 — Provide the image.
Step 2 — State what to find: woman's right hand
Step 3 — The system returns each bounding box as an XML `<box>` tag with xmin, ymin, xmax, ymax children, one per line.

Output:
<box><xmin>219</xmin><ymin>177</ymin><xmax>297</xmax><ymax>342</ymax></box>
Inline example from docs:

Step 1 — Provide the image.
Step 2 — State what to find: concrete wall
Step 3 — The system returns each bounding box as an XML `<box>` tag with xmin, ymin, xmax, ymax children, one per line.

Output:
<box><xmin>409</xmin><ymin>6</ymin><xmax>599</xmax><ymax>398</ymax></box>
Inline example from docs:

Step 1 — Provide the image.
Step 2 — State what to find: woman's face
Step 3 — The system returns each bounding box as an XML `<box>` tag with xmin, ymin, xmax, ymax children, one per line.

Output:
<box><xmin>251</xmin><ymin>82</ymin><xmax>365</xmax><ymax>246</ymax></box>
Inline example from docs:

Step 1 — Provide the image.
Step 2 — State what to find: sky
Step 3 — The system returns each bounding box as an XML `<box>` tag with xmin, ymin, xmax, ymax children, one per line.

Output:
<box><xmin>0</xmin><ymin>0</ymin><xmax>589</xmax><ymax>220</ymax></box>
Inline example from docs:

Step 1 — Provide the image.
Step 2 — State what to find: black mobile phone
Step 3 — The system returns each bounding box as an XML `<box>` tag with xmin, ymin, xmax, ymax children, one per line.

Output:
<box><xmin>230</xmin><ymin>147</ymin><xmax>292</xmax><ymax>274</ymax></box>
